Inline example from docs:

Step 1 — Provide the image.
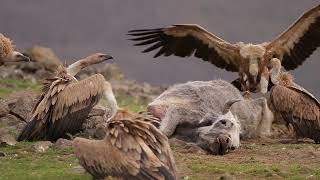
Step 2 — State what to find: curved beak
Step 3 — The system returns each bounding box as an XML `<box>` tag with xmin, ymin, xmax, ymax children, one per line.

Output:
<box><xmin>21</xmin><ymin>53</ymin><xmax>31</xmax><ymax>62</ymax></box>
<box><xmin>104</xmin><ymin>54</ymin><xmax>113</xmax><ymax>61</ymax></box>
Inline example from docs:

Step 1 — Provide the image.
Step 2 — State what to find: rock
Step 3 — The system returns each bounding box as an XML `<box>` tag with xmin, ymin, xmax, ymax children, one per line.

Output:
<box><xmin>80</xmin><ymin>105</ymin><xmax>108</xmax><ymax>139</ymax></box>
<box><xmin>32</xmin><ymin>141</ymin><xmax>53</xmax><ymax>153</ymax></box>
<box><xmin>0</xmin><ymin>128</ymin><xmax>9</xmax><ymax>136</ymax></box>
<box><xmin>0</xmin><ymin>114</ymin><xmax>26</xmax><ymax>134</ymax></box>
<box><xmin>5</xmin><ymin>91</ymin><xmax>39</xmax><ymax>121</ymax></box>
<box><xmin>219</xmin><ymin>174</ymin><xmax>234</xmax><ymax>180</ymax></box>
<box><xmin>76</xmin><ymin>64</ymin><xmax>124</xmax><ymax>81</ymax></box>
<box><xmin>0</xmin><ymin>152</ymin><xmax>5</xmax><ymax>157</ymax></box>
<box><xmin>24</xmin><ymin>46</ymin><xmax>61</xmax><ymax>72</ymax></box>
<box><xmin>71</xmin><ymin>165</ymin><xmax>86</xmax><ymax>174</ymax></box>
<box><xmin>0</xmin><ymin>134</ymin><xmax>17</xmax><ymax>146</ymax></box>
<box><xmin>93</xmin><ymin>125</ymin><xmax>107</xmax><ymax>139</ymax></box>
<box><xmin>0</xmin><ymin>99</ymin><xmax>9</xmax><ymax>117</ymax></box>
<box><xmin>17</xmin><ymin>61</ymin><xmax>53</xmax><ymax>80</ymax></box>
<box><xmin>54</xmin><ymin>138</ymin><xmax>73</xmax><ymax>149</ymax></box>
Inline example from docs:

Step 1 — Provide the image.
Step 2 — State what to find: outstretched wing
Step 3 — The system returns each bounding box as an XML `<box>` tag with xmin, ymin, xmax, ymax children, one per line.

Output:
<box><xmin>270</xmin><ymin>84</ymin><xmax>320</xmax><ymax>142</ymax></box>
<box><xmin>18</xmin><ymin>72</ymin><xmax>106</xmax><ymax>141</ymax></box>
<box><xmin>266</xmin><ymin>4</ymin><xmax>320</xmax><ymax>70</ymax></box>
<box><xmin>75</xmin><ymin>110</ymin><xmax>176</xmax><ymax>180</ymax></box>
<box><xmin>129</xmin><ymin>24</ymin><xmax>241</xmax><ymax>72</ymax></box>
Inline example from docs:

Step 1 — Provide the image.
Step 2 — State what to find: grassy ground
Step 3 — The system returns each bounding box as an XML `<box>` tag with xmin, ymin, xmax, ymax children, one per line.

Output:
<box><xmin>0</xmin><ymin>79</ymin><xmax>320</xmax><ymax>180</ymax></box>
<box><xmin>0</xmin><ymin>78</ymin><xmax>39</xmax><ymax>97</ymax></box>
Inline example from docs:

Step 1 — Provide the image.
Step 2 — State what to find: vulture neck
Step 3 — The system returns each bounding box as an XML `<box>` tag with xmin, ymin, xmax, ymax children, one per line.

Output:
<box><xmin>270</xmin><ymin>65</ymin><xmax>281</xmax><ymax>85</ymax></box>
<box><xmin>66</xmin><ymin>58</ymin><xmax>89</xmax><ymax>77</ymax></box>
<box><xmin>104</xmin><ymin>86</ymin><xmax>119</xmax><ymax>122</ymax></box>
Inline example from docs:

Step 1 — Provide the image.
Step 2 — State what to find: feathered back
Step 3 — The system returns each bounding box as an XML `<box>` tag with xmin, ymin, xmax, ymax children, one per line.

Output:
<box><xmin>0</xmin><ymin>33</ymin><xmax>14</xmax><ymax>59</ymax></box>
<box><xmin>75</xmin><ymin>109</ymin><xmax>177</xmax><ymax>180</ymax></box>
<box><xmin>18</xmin><ymin>66</ymin><xmax>106</xmax><ymax>141</ymax></box>
<box><xmin>270</xmin><ymin>72</ymin><xmax>320</xmax><ymax>142</ymax></box>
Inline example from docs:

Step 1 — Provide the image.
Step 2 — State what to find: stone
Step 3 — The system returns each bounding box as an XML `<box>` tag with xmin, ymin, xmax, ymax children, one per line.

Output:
<box><xmin>5</xmin><ymin>91</ymin><xmax>39</xmax><ymax>121</ymax></box>
<box><xmin>0</xmin><ymin>152</ymin><xmax>5</xmax><ymax>157</ymax></box>
<box><xmin>0</xmin><ymin>99</ymin><xmax>9</xmax><ymax>117</ymax></box>
<box><xmin>80</xmin><ymin>105</ymin><xmax>108</xmax><ymax>138</ymax></box>
<box><xmin>54</xmin><ymin>138</ymin><xmax>73</xmax><ymax>149</ymax></box>
<box><xmin>32</xmin><ymin>141</ymin><xmax>53</xmax><ymax>153</ymax></box>
<box><xmin>0</xmin><ymin>133</ymin><xmax>17</xmax><ymax>146</ymax></box>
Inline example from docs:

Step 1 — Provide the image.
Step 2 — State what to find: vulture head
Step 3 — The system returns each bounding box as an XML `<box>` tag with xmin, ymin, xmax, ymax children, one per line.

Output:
<box><xmin>239</xmin><ymin>43</ymin><xmax>268</xmax><ymax>93</ymax></box>
<box><xmin>67</xmin><ymin>53</ymin><xmax>113</xmax><ymax>76</ymax></box>
<box><xmin>0</xmin><ymin>34</ymin><xmax>30</xmax><ymax>65</ymax></box>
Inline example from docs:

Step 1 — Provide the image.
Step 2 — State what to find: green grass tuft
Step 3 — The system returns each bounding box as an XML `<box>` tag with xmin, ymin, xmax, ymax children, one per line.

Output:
<box><xmin>0</xmin><ymin>78</ymin><xmax>40</xmax><ymax>97</ymax></box>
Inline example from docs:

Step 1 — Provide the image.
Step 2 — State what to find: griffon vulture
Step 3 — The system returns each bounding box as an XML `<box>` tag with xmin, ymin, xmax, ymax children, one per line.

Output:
<box><xmin>0</xmin><ymin>33</ymin><xmax>30</xmax><ymax>65</ymax></box>
<box><xmin>128</xmin><ymin>4</ymin><xmax>320</xmax><ymax>94</ymax></box>
<box><xmin>268</xmin><ymin>58</ymin><xmax>320</xmax><ymax>143</ymax></box>
<box><xmin>17</xmin><ymin>53</ymin><xmax>113</xmax><ymax>141</ymax></box>
<box><xmin>74</xmin><ymin>81</ymin><xmax>177</xmax><ymax>180</ymax></box>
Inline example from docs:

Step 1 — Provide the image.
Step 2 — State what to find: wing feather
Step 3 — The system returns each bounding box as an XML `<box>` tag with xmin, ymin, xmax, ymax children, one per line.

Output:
<box><xmin>74</xmin><ymin>110</ymin><xmax>176</xmax><ymax>179</ymax></box>
<box><xmin>270</xmin><ymin>84</ymin><xmax>320</xmax><ymax>142</ymax></box>
<box><xmin>17</xmin><ymin>72</ymin><xmax>105</xmax><ymax>141</ymax></box>
<box><xmin>129</xmin><ymin>24</ymin><xmax>241</xmax><ymax>72</ymax></box>
<box><xmin>266</xmin><ymin>4</ymin><xmax>320</xmax><ymax>70</ymax></box>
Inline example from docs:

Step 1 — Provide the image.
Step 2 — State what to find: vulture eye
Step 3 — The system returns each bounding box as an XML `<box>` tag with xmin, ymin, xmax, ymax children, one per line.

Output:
<box><xmin>220</xmin><ymin>119</ymin><xmax>227</xmax><ymax>125</ymax></box>
<box><xmin>98</xmin><ymin>55</ymin><xmax>105</xmax><ymax>58</ymax></box>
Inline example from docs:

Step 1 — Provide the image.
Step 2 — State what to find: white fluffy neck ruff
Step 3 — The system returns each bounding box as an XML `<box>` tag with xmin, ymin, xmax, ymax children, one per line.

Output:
<box><xmin>104</xmin><ymin>85</ymin><xmax>119</xmax><ymax>121</ymax></box>
<box><xmin>270</xmin><ymin>59</ymin><xmax>281</xmax><ymax>85</ymax></box>
<box><xmin>260</xmin><ymin>76</ymin><xmax>269</xmax><ymax>94</ymax></box>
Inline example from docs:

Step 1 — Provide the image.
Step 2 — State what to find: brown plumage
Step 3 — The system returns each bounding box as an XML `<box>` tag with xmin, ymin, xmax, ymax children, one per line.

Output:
<box><xmin>17</xmin><ymin>53</ymin><xmax>113</xmax><ymax>141</ymax></box>
<box><xmin>0</xmin><ymin>33</ymin><xmax>29</xmax><ymax>65</ymax></box>
<box><xmin>74</xmin><ymin>82</ymin><xmax>177</xmax><ymax>180</ymax></box>
<box><xmin>269</xmin><ymin>58</ymin><xmax>320</xmax><ymax>143</ymax></box>
<box><xmin>128</xmin><ymin>4</ymin><xmax>320</xmax><ymax>94</ymax></box>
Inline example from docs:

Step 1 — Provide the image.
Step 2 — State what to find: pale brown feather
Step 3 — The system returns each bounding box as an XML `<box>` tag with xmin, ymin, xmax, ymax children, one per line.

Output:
<box><xmin>17</xmin><ymin>67</ymin><xmax>106</xmax><ymax>141</ymax></box>
<box><xmin>270</xmin><ymin>74</ymin><xmax>320</xmax><ymax>142</ymax></box>
<box><xmin>74</xmin><ymin>109</ymin><xmax>177</xmax><ymax>180</ymax></box>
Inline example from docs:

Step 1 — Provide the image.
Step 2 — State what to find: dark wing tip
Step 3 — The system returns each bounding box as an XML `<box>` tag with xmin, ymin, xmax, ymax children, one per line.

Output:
<box><xmin>128</xmin><ymin>28</ymin><xmax>163</xmax><ymax>33</ymax></box>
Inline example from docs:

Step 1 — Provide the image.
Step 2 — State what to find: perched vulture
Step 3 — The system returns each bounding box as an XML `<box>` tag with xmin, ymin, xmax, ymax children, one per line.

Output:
<box><xmin>269</xmin><ymin>58</ymin><xmax>320</xmax><ymax>143</ymax></box>
<box><xmin>74</xmin><ymin>81</ymin><xmax>177</xmax><ymax>180</ymax></box>
<box><xmin>128</xmin><ymin>4</ymin><xmax>320</xmax><ymax>94</ymax></box>
<box><xmin>0</xmin><ymin>33</ymin><xmax>30</xmax><ymax>65</ymax></box>
<box><xmin>17</xmin><ymin>53</ymin><xmax>113</xmax><ymax>141</ymax></box>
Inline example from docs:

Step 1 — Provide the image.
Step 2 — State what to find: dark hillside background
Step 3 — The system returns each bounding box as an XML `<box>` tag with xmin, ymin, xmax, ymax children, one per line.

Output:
<box><xmin>0</xmin><ymin>0</ymin><xmax>319</xmax><ymax>97</ymax></box>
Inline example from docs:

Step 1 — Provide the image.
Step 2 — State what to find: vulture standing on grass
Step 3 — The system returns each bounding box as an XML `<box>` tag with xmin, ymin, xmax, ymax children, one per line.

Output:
<box><xmin>128</xmin><ymin>4</ymin><xmax>320</xmax><ymax>94</ymax></box>
<box><xmin>268</xmin><ymin>58</ymin><xmax>320</xmax><ymax>143</ymax></box>
<box><xmin>0</xmin><ymin>33</ymin><xmax>30</xmax><ymax>65</ymax></box>
<box><xmin>17</xmin><ymin>53</ymin><xmax>113</xmax><ymax>142</ymax></box>
<box><xmin>74</xmin><ymin>81</ymin><xmax>177</xmax><ymax>180</ymax></box>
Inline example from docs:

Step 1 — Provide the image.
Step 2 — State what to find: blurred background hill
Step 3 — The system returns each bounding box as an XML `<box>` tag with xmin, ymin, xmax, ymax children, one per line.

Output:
<box><xmin>0</xmin><ymin>0</ymin><xmax>319</xmax><ymax>97</ymax></box>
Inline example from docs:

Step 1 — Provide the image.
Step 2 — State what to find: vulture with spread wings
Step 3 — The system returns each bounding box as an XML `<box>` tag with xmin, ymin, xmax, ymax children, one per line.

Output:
<box><xmin>74</xmin><ymin>81</ymin><xmax>177</xmax><ymax>180</ymax></box>
<box><xmin>17</xmin><ymin>53</ymin><xmax>113</xmax><ymax>141</ymax></box>
<box><xmin>129</xmin><ymin>4</ymin><xmax>320</xmax><ymax>94</ymax></box>
<box><xmin>268</xmin><ymin>58</ymin><xmax>320</xmax><ymax>143</ymax></box>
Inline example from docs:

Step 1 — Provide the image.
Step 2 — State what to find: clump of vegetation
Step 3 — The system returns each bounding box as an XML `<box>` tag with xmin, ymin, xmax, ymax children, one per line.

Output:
<box><xmin>0</xmin><ymin>78</ymin><xmax>40</xmax><ymax>97</ymax></box>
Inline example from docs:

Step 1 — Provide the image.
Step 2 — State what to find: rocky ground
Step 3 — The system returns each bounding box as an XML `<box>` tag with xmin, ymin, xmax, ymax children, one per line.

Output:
<box><xmin>0</xmin><ymin>47</ymin><xmax>319</xmax><ymax>180</ymax></box>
